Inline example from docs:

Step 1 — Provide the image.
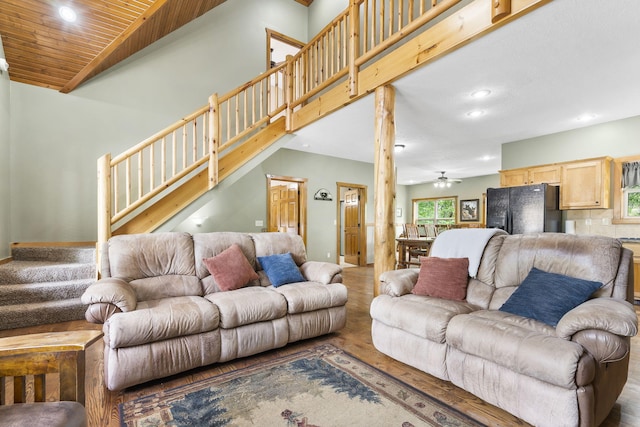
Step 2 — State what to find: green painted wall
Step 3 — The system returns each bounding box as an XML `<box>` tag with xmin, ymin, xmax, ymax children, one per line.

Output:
<box><xmin>0</xmin><ymin>39</ymin><xmax>10</xmax><ymax>258</ymax></box>
<box><xmin>172</xmin><ymin>148</ymin><xmax>377</xmax><ymax>263</ymax></box>
<box><xmin>8</xmin><ymin>0</ymin><xmax>308</xmax><ymax>243</ymax></box>
<box><xmin>502</xmin><ymin>115</ymin><xmax>640</xmax><ymax>169</ymax></box>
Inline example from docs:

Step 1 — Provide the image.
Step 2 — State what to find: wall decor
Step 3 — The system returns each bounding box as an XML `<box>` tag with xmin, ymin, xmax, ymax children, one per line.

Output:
<box><xmin>314</xmin><ymin>188</ymin><xmax>333</xmax><ymax>201</ymax></box>
<box><xmin>460</xmin><ymin>199</ymin><xmax>479</xmax><ymax>222</ymax></box>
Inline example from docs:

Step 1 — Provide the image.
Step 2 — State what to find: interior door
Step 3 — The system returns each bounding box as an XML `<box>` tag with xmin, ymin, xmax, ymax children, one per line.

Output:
<box><xmin>343</xmin><ymin>189</ymin><xmax>360</xmax><ymax>265</ymax></box>
<box><xmin>269</xmin><ymin>184</ymin><xmax>299</xmax><ymax>234</ymax></box>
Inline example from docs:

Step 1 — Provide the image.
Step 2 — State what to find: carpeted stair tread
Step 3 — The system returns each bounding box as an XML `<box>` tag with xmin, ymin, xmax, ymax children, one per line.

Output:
<box><xmin>11</xmin><ymin>246</ymin><xmax>96</xmax><ymax>264</ymax></box>
<box><xmin>0</xmin><ymin>260</ymin><xmax>96</xmax><ymax>285</ymax></box>
<box><xmin>0</xmin><ymin>298</ymin><xmax>88</xmax><ymax>330</ymax></box>
<box><xmin>0</xmin><ymin>278</ymin><xmax>95</xmax><ymax>306</ymax></box>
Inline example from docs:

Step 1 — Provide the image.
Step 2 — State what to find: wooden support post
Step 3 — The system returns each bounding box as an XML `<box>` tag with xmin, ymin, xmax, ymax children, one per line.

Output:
<box><xmin>348</xmin><ymin>0</ymin><xmax>360</xmax><ymax>97</ymax></box>
<box><xmin>97</xmin><ymin>153</ymin><xmax>112</xmax><ymax>275</ymax></box>
<box><xmin>285</xmin><ymin>55</ymin><xmax>294</xmax><ymax>130</ymax></box>
<box><xmin>373</xmin><ymin>85</ymin><xmax>397</xmax><ymax>297</ymax></box>
<box><xmin>208</xmin><ymin>93</ymin><xmax>220</xmax><ymax>190</ymax></box>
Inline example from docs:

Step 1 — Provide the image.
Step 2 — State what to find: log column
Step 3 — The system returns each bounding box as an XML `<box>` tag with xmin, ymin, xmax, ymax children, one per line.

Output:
<box><xmin>373</xmin><ymin>85</ymin><xmax>397</xmax><ymax>296</ymax></box>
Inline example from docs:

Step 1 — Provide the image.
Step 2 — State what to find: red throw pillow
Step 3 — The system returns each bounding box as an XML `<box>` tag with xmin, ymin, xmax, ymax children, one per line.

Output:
<box><xmin>202</xmin><ymin>244</ymin><xmax>259</xmax><ymax>291</ymax></box>
<box><xmin>412</xmin><ymin>257</ymin><xmax>470</xmax><ymax>300</ymax></box>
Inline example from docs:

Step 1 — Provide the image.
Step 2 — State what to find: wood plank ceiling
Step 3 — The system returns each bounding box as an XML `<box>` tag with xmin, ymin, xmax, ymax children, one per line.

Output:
<box><xmin>0</xmin><ymin>0</ymin><xmax>312</xmax><ymax>93</ymax></box>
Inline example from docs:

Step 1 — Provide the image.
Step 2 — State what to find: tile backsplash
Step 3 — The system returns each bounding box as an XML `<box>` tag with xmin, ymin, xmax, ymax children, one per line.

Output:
<box><xmin>565</xmin><ymin>209</ymin><xmax>640</xmax><ymax>238</ymax></box>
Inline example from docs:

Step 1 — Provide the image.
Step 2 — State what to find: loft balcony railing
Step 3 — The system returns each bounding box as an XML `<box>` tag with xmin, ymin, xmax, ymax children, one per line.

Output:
<box><xmin>98</xmin><ymin>0</ymin><xmax>519</xmax><ymax>244</ymax></box>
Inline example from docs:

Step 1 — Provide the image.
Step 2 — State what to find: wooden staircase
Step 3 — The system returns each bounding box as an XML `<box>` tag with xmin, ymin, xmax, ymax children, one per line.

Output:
<box><xmin>97</xmin><ymin>0</ymin><xmax>552</xmax><ymax>248</ymax></box>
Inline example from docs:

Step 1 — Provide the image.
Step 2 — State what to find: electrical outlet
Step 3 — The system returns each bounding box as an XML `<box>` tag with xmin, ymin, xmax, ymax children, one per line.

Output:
<box><xmin>602</xmin><ymin>218</ymin><xmax>611</xmax><ymax>225</ymax></box>
<box><xmin>327</xmin><ymin>252</ymin><xmax>331</xmax><ymax>258</ymax></box>
<box><xmin>585</xmin><ymin>218</ymin><xmax>592</xmax><ymax>226</ymax></box>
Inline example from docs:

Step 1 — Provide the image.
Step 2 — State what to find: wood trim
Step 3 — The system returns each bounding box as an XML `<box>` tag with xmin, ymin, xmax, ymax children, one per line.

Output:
<box><xmin>613</xmin><ymin>154</ymin><xmax>640</xmax><ymax>225</ymax></box>
<box><xmin>0</xmin><ymin>257</ymin><xmax>12</xmax><ymax>265</ymax></box>
<box><xmin>10</xmin><ymin>241</ymin><xmax>96</xmax><ymax>248</ymax></box>
<box><xmin>294</xmin><ymin>0</ymin><xmax>314</xmax><ymax>6</ymax></box>
<box><xmin>266</xmin><ymin>29</ymin><xmax>305</xmax><ymax>71</ymax></box>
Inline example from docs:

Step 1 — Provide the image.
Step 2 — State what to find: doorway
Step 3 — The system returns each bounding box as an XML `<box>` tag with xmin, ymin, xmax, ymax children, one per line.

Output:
<box><xmin>336</xmin><ymin>182</ymin><xmax>367</xmax><ymax>267</ymax></box>
<box><xmin>266</xmin><ymin>174</ymin><xmax>308</xmax><ymax>244</ymax></box>
<box><xmin>266</xmin><ymin>29</ymin><xmax>304</xmax><ymax>70</ymax></box>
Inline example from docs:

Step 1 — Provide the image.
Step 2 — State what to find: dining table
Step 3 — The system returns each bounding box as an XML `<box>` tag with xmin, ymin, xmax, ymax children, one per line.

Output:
<box><xmin>395</xmin><ymin>236</ymin><xmax>435</xmax><ymax>269</ymax></box>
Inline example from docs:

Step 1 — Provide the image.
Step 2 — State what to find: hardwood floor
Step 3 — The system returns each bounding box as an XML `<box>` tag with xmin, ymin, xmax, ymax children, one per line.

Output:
<box><xmin>1</xmin><ymin>265</ymin><xmax>638</xmax><ymax>426</ymax></box>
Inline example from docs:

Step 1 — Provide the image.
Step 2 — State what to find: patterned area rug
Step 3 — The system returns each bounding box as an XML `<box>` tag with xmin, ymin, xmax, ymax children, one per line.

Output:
<box><xmin>120</xmin><ymin>344</ymin><xmax>485</xmax><ymax>427</ymax></box>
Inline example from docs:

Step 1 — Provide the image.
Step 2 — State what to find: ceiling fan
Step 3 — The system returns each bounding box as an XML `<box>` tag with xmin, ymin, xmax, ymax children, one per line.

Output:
<box><xmin>432</xmin><ymin>171</ymin><xmax>462</xmax><ymax>188</ymax></box>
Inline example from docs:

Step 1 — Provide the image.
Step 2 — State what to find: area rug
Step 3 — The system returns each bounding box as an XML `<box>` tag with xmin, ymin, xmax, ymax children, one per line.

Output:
<box><xmin>119</xmin><ymin>344</ymin><xmax>485</xmax><ymax>427</ymax></box>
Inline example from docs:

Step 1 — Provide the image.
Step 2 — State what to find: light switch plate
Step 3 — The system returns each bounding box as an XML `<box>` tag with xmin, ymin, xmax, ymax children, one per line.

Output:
<box><xmin>255</xmin><ymin>220</ymin><xmax>263</xmax><ymax>227</ymax></box>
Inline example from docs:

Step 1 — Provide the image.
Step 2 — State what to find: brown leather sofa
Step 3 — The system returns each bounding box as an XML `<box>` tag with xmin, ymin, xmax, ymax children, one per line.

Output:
<box><xmin>371</xmin><ymin>232</ymin><xmax>638</xmax><ymax>427</ymax></box>
<box><xmin>82</xmin><ymin>231</ymin><xmax>347</xmax><ymax>391</ymax></box>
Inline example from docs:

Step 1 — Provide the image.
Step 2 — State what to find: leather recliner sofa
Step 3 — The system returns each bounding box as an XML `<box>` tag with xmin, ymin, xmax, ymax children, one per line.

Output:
<box><xmin>82</xmin><ymin>231</ymin><xmax>347</xmax><ymax>391</ymax></box>
<box><xmin>371</xmin><ymin>232</ymin><xmax>638</xmax><ymax>427</ymax></box>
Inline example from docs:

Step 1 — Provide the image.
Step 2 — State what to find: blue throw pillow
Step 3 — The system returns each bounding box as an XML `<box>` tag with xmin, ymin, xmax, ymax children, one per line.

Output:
<box><xmin>257</xmin><ymin>253</ymin><xmax>306</xmax><ymax>287</ymax></box>
<box><xmin>499</xmin><ymin>267</ymin><xmax>602</xmax><ymax>327</ymax></box>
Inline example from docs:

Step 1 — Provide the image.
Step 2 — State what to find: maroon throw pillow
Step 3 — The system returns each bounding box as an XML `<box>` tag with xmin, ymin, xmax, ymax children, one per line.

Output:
<box><xmin>412</xmin><ymin>256</ymin><xmax>470</xmax><ymax>301</ymax></box>
<box><xmin>202</xmin><ymin>244</ymin><xmax>259</xmax><ymax>291</ymax></box>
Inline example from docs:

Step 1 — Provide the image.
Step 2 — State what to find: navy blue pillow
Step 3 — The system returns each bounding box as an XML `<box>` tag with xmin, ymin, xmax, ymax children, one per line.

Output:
<box><xmin>499</xmin><ymin>267</ymin><xmax>602</xmax><ymax>327</ymax></box>
<box><xmin>257</xmin><ymin>253</ymin><xmax>306</xmax><ymax>287</ymax></box>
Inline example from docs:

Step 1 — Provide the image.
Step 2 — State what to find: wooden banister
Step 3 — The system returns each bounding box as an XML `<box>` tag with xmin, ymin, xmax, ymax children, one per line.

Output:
<box><xmin>98</xmin><ymin>0</ymin><xmax>542</xmax><ymax>252</ymax></box>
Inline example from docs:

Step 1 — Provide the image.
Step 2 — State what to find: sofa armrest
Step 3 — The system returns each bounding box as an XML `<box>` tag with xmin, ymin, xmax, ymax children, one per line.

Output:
<box><xmin>379</xmin><ymin>268</ymin><xmax>419</xmax><ymax>296</ymax></box>
<box><xmin>300</xmin><ymin>261</ymin><xmax>342</xmax><ymax>284</ymax></box>
<box><xmin>556</xmin><ymin>298</ymin><xmax>638</xmax><ymax>340</ymax></box>
<box><xmin>81</xmin><ymin>278</ymin><xmax>137</xmax><ymax>323</ymax></box>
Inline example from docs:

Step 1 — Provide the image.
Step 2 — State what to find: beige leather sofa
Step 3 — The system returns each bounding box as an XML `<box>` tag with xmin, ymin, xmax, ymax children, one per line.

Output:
<box><xmin>82</xmin><ymin>231</ymin><xmax>347</xmax><ymax>391</ymax></box>
<box><xmin>371</xmin><ymin>232</ymin><xmax>638</xmax><ymax>427</ymax></box>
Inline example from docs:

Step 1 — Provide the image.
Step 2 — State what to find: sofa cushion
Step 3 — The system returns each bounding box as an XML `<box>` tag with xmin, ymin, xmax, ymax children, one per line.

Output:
<box><xmin>446</xmin><ymin>310</ymin><xmax>585</xmax><ymax>389</ymax></box>
<box><xmin>413</xmin><ymin>257</ymin><xmax>469</xmax><ymax>300</ymax></box>
<box><xmin>193</xmin><ymin>232</ymin><xmax>257</xmax><ymax>280</ymax></box>
<box><xmin>499</xmin><ymin>267</ymin><xmax>602</xmax><ymax>327</ymax></box>
<box><xmin>107</xmin><ymin>232</ymin><xmax>196</xmax><ymax>279</ymax></box>
<box><xmin>273</xmin><ymin>282</ymin><xmax>348</xmax><ymax>314</ymax></box>
<box><xmin>257</xmin><ymin>253</ymin><xmax>306</xmax><ymax>287</ymax></box>
<box><xmin>205</xmin><ymin>287</ymin><xmax>288</xmax><ymax>329</ymax></box>
<box><xmin>105</xmin><ymin>296</ymin><xmax>219</xmax><ymax>349</ymax></box>
<box><xmin>251</xmin><ymin>232</ymin><xmax>307</xmax><ymax>265</ymax></box>
<box><xmin>202</xmin><ymin>244</ymin><xmax>259</xmax><ymax>292</ymax></box>
<box><xmin>370</xmin><ymin>294</ymin><xmax>476</xmax><ymax>343</ymax></box>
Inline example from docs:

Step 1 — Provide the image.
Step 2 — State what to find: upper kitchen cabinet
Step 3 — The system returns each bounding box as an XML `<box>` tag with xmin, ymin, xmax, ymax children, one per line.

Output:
<box><xmin>560</xmin><ymin>157</ymin><xmax>612</xmax><ymax>209</ymax></box>
<box><xmin>500</xmin><ymin>164</ymin><xmax>561</xmax><ymax>187</ymax></box>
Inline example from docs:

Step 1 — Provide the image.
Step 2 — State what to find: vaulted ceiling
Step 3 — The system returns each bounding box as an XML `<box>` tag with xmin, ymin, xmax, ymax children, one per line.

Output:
<box><xmin>0</xmin><ymin>0</ymin><xmax>311</xmax><ymax>93</ymax></box>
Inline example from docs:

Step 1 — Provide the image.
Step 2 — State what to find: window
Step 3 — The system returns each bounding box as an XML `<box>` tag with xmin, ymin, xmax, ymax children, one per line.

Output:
<box><xmin>624</xmin><ymin>187</ymin><xmax>640</xmax><ymax>218</ymax></box>
<box><xmin>413</xmin><ymin>197</ymin><xmax>456</xmax><ymax>225</ymax></box>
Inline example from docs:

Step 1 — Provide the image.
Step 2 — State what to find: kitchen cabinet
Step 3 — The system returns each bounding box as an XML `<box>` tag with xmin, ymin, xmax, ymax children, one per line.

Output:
<box><xmin>500</xmin><ymin>157</ymin><xmax>612</xmax><ymax>210</ymax></box>
<box><xmin>560</xmin><ymin>157</ymin><xmax>611</xmax><ymax>209</ymax></box>
<box><xmin>500</xmin><ymin>165</ymin><xmax>561</xmax><ymax>187</ymax></box>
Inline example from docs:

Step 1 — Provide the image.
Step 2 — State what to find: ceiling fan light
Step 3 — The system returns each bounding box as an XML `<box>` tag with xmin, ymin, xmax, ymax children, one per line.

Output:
<box><xmin>446</xmin><ymin>182</ymin><xmax>452</xmax><ymax>187</ymax></box>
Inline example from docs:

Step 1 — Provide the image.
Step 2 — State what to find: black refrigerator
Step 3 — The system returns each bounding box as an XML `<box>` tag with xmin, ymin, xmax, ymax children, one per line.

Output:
<box><xmin>486</xmin><ymin>183</ymin><xmax>561</xmax><ymax>234</ymax></box>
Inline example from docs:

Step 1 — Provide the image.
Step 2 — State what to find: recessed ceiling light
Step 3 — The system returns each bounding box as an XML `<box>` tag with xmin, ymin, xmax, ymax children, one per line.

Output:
<box><xmin>466</xmin><ymin>110</ymin><xmax>485</xmax><ymax>118</ymax></box>
<box><xmin>576</xmin><ymin>113</ymin><xmax>597</xmax><ymax>122</ymax></box>
<box><xmin>59</xmin><ymin>6</ymin><xmax>77</xmax><ymax>22</ymax></box>
<box><xmin>470</xmin><ymin>89</ymin><xmax>491</xmax><ymax>99</ymax></box>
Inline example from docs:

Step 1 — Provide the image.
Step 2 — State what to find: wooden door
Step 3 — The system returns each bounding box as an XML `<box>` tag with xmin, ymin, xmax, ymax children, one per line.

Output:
<box><xmin>344</xmin><ymin>189</ymin><xmax>360</xmax><ymax>265</ymax></box>
<box><xmin>269</xmin><ymin>184</ymin><xmax>299</xmax><ymax>234</ymax></box>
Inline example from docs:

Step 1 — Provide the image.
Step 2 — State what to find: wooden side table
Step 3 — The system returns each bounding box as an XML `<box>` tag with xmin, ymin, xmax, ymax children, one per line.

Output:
<box><xmin>0</xmin><ymin>330</ymin><xmax>103</xmax><ymax>405</ymax></box>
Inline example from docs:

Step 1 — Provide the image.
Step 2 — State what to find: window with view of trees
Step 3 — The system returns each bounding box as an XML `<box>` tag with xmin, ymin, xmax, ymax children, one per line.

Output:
<box><xmin>624</xmin><ymin>188</ymin><xmax>640</xmax><ymax>218</ymax></box>
<box><xmin>413</xmin><ymin>197</ymin><xmax>456</xmax><ymax>225</ymax></box>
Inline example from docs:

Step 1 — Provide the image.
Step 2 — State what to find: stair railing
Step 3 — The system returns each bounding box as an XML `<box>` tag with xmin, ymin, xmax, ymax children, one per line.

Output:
<box><xmin>97</xmin><ymin>0</ymin><xmax>465</xmax><ymax>244</ymax></box>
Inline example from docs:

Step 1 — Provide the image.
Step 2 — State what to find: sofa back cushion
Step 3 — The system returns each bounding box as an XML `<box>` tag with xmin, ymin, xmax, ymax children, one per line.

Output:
<box><xmin>487</xmin><ymin>233</ymin><xmax>622</xmax><ymax>310</ymax></box>
<box><xmin>107</xmin><ymin>232</ymin><xmax>201</xmax><ymax>300</ymax></box>
<box><xmin>251</xmin><ymin>232</ymin><xmax>307</xmax><ymax>287</ymax></box>
<box><xmin>193</xmin><ymin>232</ymin><xmax>259</xmax><ymax>293</ymax></box>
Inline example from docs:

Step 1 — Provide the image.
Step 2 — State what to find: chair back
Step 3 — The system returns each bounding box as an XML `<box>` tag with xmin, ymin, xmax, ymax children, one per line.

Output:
<box><xmin>404</xmin><ymin>224</ymin><xmax>420</xmax><ymax>238</ymax></box>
